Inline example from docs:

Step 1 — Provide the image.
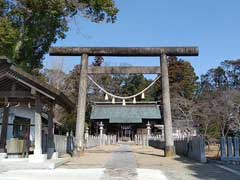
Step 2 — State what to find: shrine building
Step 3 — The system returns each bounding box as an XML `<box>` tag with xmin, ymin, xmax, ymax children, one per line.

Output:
<box><xmin>0</xmin><ymin>57</ymin><xmax>74</xmax><ymax>160</ymax></box>
<box><xmin>90</xmin><ymin>102</ymin><xmax>163</xmax><ymax>141</ymax></box>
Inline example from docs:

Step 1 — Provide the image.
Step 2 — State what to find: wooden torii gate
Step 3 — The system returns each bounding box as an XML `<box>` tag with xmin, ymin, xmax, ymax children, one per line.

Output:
<box><xmin>49</xmin><ymin>47</ymin><xmax>199</xmax><ymax>157</ymax></box>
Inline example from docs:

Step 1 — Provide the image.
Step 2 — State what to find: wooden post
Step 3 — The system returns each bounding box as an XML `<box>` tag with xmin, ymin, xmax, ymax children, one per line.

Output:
<box><xmin>34</xmin><ymin>94</ymin><xmax>43</xmax><ymax>155</ymax></box>
<box><xmin>47</xmin><ymin>103</ymin><xmax>55</xmax><ymax>158</ymax></box>
<box><xmin>29</xmin><ymin>93</ymin><xmax>47</xmax><ymax>162</ymax></box>
<box><xmin>75</xmin><ymin>53</ymin><xmax>88</xmax><ymax>156</ymax></box>
<box><xmin>0</xmin><ymin>106</ymin><xmax>9</xmax><ymax>152</ymax></box>
<box><xmin>160</xmin><ymin>54</ymin><xmax>175</xmax><ymax>157</ymax></box>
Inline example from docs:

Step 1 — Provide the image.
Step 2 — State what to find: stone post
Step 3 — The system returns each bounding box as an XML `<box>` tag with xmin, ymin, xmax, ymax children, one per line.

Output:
<box><xmin>99</xmin><ymin>122</ymin><xmax>104</xmax><ymax>145</ymax></box>
<box><xmin>85</xmin><ymin>127</ymin><xmax>89</xmax><ymax>148</ymax></box>
<box><xmin>0</xmin><ymin>106</ymin><xmax>9</xmax><ymax>153</ymax></box>
<box><xmin>99</xmin><ymin>122</ymin><xmax>104</xmax><ymax>136</ymax></box>
<box><xmin>146</xmin><ymin>121</ymin><xmax>151</xmax><ymax>147</ymax></box>
<box><xmin>227</xmin><ymin>137</ymin><xmax>233</xmax><ymax>160</ymax></box>
<box><xmin>160</xmin><ymin>54</ymin><xmax>175</xmax><ymax>157</ymax></box>
<box><xmin>220</xmin><ymin>137</ymin><xmax>227</xmax><ymax>161</ymax></box>
<box><xmin>146</xmin><ymin>121</ymin><xmax>151</xmax><ymax>136</ymax></box>
<box><xmin>234</xmin><ymin>137</ymin><xmax>239</xmax><ymax>160</ymax></box>
<box><xmin>85</xmin><ymin>127</ymin><xmax>89</xmax><ymax>140</ymax></box>
<box><xmin>75</xmin><ymin>53</ymin><xmax>88</xmax><ymax>156</ymax></box>
<box><xmin>159</xmin><ymin>125</ymin><xmax>164</xmax><ymax>140</ymax></box>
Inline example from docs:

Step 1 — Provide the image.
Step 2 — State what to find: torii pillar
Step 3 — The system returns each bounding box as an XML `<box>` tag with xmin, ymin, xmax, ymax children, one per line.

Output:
<box><xmin>161</xmin><ymin>54</ymin><xmax>175</xmax><ymax>156</ymax></box>
<box><xmin>75</xmin><ymin>53</ymin><xmax>88</xmax><ymax>156</ymax></box>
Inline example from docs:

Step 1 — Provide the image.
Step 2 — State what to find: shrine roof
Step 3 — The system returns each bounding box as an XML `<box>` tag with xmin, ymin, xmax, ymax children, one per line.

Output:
<box><xmin>0</xmin><ymin>57</ymin><xmax>74</xmax><ymax>111</ymax></box>
<box><xmin>90</xmin><ymin>102</ymin><xmax>161</xmax><ymax>123</ymax></box>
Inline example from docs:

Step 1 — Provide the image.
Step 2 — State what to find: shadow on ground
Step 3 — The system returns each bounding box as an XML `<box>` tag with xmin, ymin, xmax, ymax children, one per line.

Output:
<box><xmin>174</xmin><ymin>156</ymin><xmax>240</xmax><ymax>180</ymax></box>
<box><xmin>135</xmin><ymin>151</ymin><xmax>165</xmax><ymax>158</ymax></box>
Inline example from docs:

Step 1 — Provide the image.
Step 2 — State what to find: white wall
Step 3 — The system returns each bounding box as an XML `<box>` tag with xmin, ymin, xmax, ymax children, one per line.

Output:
<box><xmin>0</xmin><ymin>106</ymin><xmax>35</xmax><ymax>141</ymax></box>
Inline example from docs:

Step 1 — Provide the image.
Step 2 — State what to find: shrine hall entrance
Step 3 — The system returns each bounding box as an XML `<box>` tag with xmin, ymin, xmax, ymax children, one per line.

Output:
<box><xmin>90</xmin><ymin>102</ymin><xmax>163</xmax><ymax>142</ymax></box>
<box><xmin>119</xmin><ymin>125</ymin><xmax>132</xmax><ymax>141</ymax></box>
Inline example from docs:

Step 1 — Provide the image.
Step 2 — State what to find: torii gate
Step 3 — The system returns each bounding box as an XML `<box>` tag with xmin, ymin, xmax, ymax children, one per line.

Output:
<box><xmin>49</xmin><ymin>47</ymin><xmax>199</xmax><ymax>157</ymax></box>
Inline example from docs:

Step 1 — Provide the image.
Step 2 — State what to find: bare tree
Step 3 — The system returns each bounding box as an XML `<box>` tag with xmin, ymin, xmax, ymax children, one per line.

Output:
<box><xmin>212</xmin><ymin>90</ymin><xmax>240</xmax><ymax>137</ymax></box>
<box><xmin>171</xmin><ymin>96</ymin><xmax>196</xmax><ymax>134</ymax></box>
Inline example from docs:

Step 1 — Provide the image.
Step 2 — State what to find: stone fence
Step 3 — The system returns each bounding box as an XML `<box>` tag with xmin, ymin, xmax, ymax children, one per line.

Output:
<box><xmin>85</xmin><ymin>135</ymin><xmax>117</xmax><ymax>148</ymax></box>
<box><xmin>135</xmin><ymin>134</ymin><xmax>191</xmax><ymax>147</ymax></box>
<box><xmin>135</xmin><ymin>134</ymin><xmax>206</xmax><ymax>163</ymax></box>
<box><xmin>174</xmin><ymin>136</ymin><xmax>206</xmax><ymax>163</ymax></box>
<box><xmin>54</xmin><ymin>135</ymin><xmax>68</xmax><ymax>156</ymax></box>
<box><xmin>54</xmin><ymin>134</ymin><xmax>117</xmax><ymax>156</ymax></box>
<box><xmin>220</xmin><ymin>136</ymin><xmax>240</xmax><ymax>161</ymax></box>
<box><xmin>135</xmin><ymin>134</ymin><xmax>151</xmax><ymax>147</ymax></box>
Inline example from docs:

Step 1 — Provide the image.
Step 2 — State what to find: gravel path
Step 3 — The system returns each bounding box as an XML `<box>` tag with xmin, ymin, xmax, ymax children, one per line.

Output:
<box><xmin>101</xmin><ymin>144</ymin><xmax>138</xmax><ymax>180</ymax></box>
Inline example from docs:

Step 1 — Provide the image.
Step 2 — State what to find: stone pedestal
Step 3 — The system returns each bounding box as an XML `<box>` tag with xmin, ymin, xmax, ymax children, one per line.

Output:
<box><xmin>0</xmin><ymin>153</ymin><xmax>7</xmax><ymax>159</ymax></box>
<box><xmin>47</xmin><ymin>148</ymin><xmax>56</xmax><ymax>159</ymax></box>
<box><xmin>28</xmin><ymin>154</ymin><xmax>47</xmax><ymax>163</ymax></box>
<box><xmin>51</xmin><ymin>152</ymin><xmax>59</xmax><ymax>159</ymax></box>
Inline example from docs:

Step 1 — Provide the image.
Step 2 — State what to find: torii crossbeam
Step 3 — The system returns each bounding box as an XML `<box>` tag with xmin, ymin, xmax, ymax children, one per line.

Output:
<box><xmin>49</xmin><ymin>46</ymin><xmax>199</xmax><ymax>157</ymax></box>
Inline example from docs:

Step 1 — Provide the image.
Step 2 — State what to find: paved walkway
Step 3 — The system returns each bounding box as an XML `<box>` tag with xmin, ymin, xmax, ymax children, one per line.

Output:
<box><xmin>0</xmin><ymin>144</ymin><xmax>240</xmax><ymax>180</ymax></box>
<box><xmin>101</xmin><ymin>144</ymin><xmax>138</xmax><ymax>180</ymax></box>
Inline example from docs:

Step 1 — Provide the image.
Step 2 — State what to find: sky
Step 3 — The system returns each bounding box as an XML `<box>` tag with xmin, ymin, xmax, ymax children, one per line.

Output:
<box><xmin>44</xmin><ymin>0</ymin><xmax>240</xmax><ymax>78</ymax></box>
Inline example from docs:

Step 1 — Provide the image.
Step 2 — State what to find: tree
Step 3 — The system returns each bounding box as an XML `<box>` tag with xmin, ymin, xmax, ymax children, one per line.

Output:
<box><xmin>168</xmin><ymin>57</ymin><xmax>198</xmax><ymax>99</ymax></box>
<box><xmin>171</xmin><ymin>96</ymin><xmax>196</xmax><ymax>133</ymax></box>
<box><xmin>43</xmin><ymin>60</ymin><xmax>73</xmax><ymax>132</ymax></box>
<box><xmin>200</xmin><ymin>59</ymin><xmax>240</xmax><ymax>91</ymax></box>
<box><xmin>221</xmin><ymin>59</ymin><xmax>240</xmax><ymax>89</ymax></box>
<box><xmin>211</xmin><ymin>90</ymin><xmax>240</xmax><ymax>137</ymax></box>
<box><xmin>196</xmin><ymin>59</ymin><xmax>240</xmax><ymax>138</ymax></box>
<box><xmin>194</xmin><ymin>91</ymin><xmax>220</xmax><ymax>139</ymax></box>
<box><xmin>0</xmin><ymin>0</ymin><xmax>118</xmax><ymax>73</ymax></box>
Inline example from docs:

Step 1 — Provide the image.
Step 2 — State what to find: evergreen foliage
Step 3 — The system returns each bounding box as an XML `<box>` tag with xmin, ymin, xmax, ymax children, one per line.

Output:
<box><xmin>0</xmin><ymin>0</ymin><xmax>118</xmax><ymax>74</ymax></box>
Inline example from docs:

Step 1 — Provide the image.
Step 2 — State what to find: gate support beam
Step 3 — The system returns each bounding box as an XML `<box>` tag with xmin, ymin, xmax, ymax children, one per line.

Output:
<box><xmin>160</xmin><ymin>54</ymin><xmax>175</xmax><ymax>157</ymax></box>
<box><xmin>74</xmin><ymin>53</ymin><xmax>88</xmax><ymax>156</ymax></box>
<box><xmin>88</xmin><ymin>66</ymin><xmax>161</xmax><ymax>74</ymax></box>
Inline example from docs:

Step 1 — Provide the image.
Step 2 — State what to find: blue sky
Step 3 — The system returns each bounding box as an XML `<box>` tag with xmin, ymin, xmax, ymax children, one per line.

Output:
<box><xmin>44</xmin><ymin>0</ymin><xmax>240</xmax><ymax>78</ymax></box>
